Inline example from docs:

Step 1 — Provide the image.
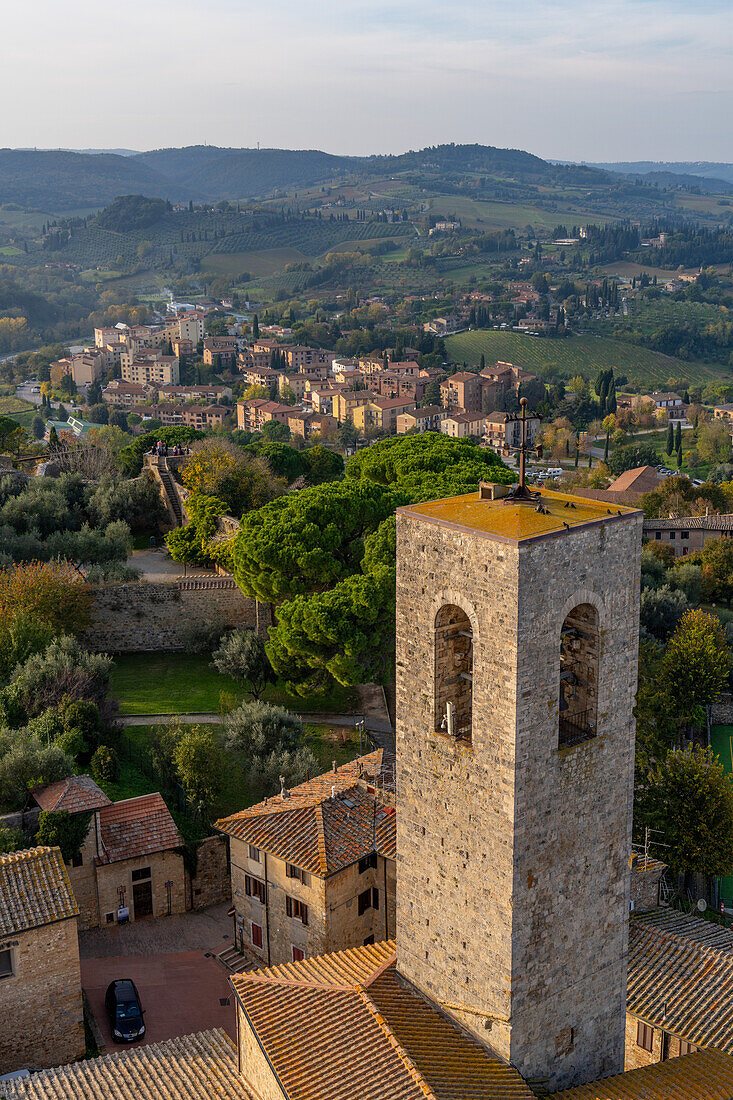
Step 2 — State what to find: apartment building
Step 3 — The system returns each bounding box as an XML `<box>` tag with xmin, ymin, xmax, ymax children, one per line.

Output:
<box><xmin>50</xmin><ymin>350</ymin><xmax>106</xmax><ymax>387</ymax></box>
<box><xmin>353</xmin><ymin>396</ymin><xmax>416</xmax><ymax>434</ymax></box>
<box><xmin>396</xmin><ymin>405</ymin><xmax>446</xmax><ymax>434</ymax></box>
<box><xmin>102</xmin><ymin>380</ymin><xmax>155</xmax><ymax>407</ymax></box>
<box><xmin>440</xmin><ymin>411</ymin><xmax>486</xmax><ymax>438</ymax></box>
<box><xmin>441</xmin><ymin>371</ymin><xmax>484</xmax><ymax>413</ymax></box>
<box><xmin>333</xmin><ymin>389</ymin><xmax>374</xmax><ymax>423</ymax></box>
<box><xmin>484</xmin><ymin>410</ymin><xmax>541</xmax><ymax>453</ymax></box>
<box><xmin>122</xmin><ymin>355</ymin><xmax>180</xmax><ymax>386</ymax></box>
<box><xmin>157</xmin><ymin>383</ymin><xmax>233</xmax><ymax>403</ymax></box>
<box><xmin>237</xmin><ymin>399</ymin><xmax>293</xmax><ymax>432</ymax></box>
<box><xmin>203</xmin><ymin>336</ymin><xmax>238</xmax><ymax>368</ymax></box>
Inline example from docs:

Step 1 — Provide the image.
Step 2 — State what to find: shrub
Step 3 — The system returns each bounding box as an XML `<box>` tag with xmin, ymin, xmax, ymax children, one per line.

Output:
<box><xmin>211</xmin><ymin>630</ymin><xmax>274</xmax><ymax>699</ymax></box>
<box><xmin>0</xmin><ymin>732</ymin><xmax>73</xmax><ymax>811</ymax></box>
<box><xmin>0</xmin><ymin>823</ymin><xmax>25</xmax><ymax>854</ymax></box>
<box><xmin>179</xmin><ymin>616</ymin><xmax>228</xmax><ymax>655</ymax></box>
<box><xmin>223</xmin><ymin>700</ymin><xmax>302</xmax><ymax>757</ymax></box>
<box><xmin>35</xmin><ymin>809</ymin><xmax>91</xmax><ymax>862</ymax></box>
<box><xmin>172</xmin><ymin>726</ymin><xmax>226</xmax><ymax>818</ymax></box>
<box><xmin>55</xmin><ymin>727</ymin><xmax>87</xmax><ymax>760</ymax></box>
<box><xmin>1</xmin><ymin>637</ymin><xmax>113</xmax><ymax>726</ymax></box>
<box><xmin>247</xmin><ymin>745</ymin><xmax>319</xmax><ymax>793</ymax></box>
<box><xmin>90</xmin><ymin>744</ymin><xmax>119</xmax><ymax>783</ymax></box>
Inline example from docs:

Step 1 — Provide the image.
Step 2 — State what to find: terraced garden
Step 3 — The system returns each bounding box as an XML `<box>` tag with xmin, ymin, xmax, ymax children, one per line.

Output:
<box><xmin>445</xmin><ymin>329</ymin><xmax>727</xmax><ymax>388</ymax></box>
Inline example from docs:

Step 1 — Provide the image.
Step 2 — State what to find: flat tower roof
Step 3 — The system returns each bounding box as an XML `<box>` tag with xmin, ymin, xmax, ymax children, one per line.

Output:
<box><xmin>398</xmin><ymin>488</ymin><xmax>640</xmax><ymax>545</ymax></box>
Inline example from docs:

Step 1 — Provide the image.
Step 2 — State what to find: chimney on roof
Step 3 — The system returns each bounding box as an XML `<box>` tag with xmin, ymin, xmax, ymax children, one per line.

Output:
<box><xmin>332</xmin><ymin>760</ymin><xmax>337</xmax><ymax>773</ymax></box>
<box><xmin>279</xmin><ymin>775</ymin><xmax>289</xmax><ymax>800</ymax></box>
<box><xmin>331</xmin><ymin>785</ymin><xmax>336</xmax><ymax>800</ymax></box>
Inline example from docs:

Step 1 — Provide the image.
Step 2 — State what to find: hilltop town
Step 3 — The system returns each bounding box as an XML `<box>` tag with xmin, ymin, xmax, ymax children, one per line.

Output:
<box><xmin>1</xmin><ymin>146</ymin><xmax>733</xmax><ymax>1099</ymax></box>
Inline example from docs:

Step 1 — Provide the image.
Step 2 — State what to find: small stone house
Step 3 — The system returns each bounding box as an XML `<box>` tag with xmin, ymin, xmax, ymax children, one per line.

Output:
<box><xmin>0</xmin><ymin>846</ymin><xmax>84</xmax><ymax>1074</ymax></box>
<box><xmin>32</xmin><ymin>779</ymin><xmax>186</xmax><ymax>929</ymax></box>
<box><xmin>216</xmin><ymin>751</ymin><xmax>396</xmax><ymax>967</ymax></box>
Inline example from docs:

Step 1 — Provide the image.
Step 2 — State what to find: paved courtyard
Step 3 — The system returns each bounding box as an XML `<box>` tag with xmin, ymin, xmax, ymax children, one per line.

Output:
<box><xmin>81</xmin><ymin>951</ymin><xmax>236</xmax><ymax>1050</ymax></box>
<box><xmin>80</xmin><ymin>903</ymin><xmax>237</xmax><ymax>1051</ymax></box>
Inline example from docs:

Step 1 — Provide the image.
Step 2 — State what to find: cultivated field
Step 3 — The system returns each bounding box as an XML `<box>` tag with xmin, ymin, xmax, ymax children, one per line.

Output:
<box><xmin>202</xmin><ymin>248</ymin><xmax>308</xmax><ymax>278</ymax></box>
<box><xmin>445</xmin><ymin>329</ymin><xmax>726</xmax><ymax>387</ymax></box>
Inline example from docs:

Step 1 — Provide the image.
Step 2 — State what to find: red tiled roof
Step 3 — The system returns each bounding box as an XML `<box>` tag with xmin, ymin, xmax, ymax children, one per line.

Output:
<box><xmin>231</xmin><ymin>942</ymin><xmax>535</xmax><ymax>1100</ymax></box>
<box><xmin>96</xmin><ymin>793</ymin><xmax>183</xmax><ymax>865</ymax></box>
<box><xmin>627</xmin><ymin>910</ymin><xmax>733</xmax><ymax>1054</ymax></box>
<box><xmin>33</xmin><ymin>774</ymin><xmax>111</xmax><ymax>815</ymax></box>
<box><xmin>216</xmin><ymin>751</ymin><xmax>395</xmax><ymax>877</ymax></box>
<box><xmin>554</xmin><ymin>1049</ymin><xmax>733</xmax><ymax>1100</ymax></box>
<box><xmin>607</xmin><ymin>465</ymin><xmax>660</xmax><ymax>494</ymax></box>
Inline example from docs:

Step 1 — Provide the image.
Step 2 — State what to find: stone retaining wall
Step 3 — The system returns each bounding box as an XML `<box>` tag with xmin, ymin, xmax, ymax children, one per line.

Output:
<box><xmin>83</xmin><ymin>578</ymin><xmax>270</xmax><ymax>653</ymax></box>
<box><xmin>189</xmin><ymin>835</ymin><xmax>231</xmax><ymax>910</ymax></box>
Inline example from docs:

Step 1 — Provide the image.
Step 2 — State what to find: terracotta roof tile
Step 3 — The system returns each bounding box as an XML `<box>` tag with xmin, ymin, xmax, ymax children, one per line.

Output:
<box><xmin>232</xmin><ymin>942</ymin><xmax>534</xmax><ymax>1100</ymax></box>
<box><xmin>553</xmin><ymin>1049</ymin><xmax>733</xmax><ymax>1099</ymax></box>
<box><xmin>216</xmin><ymin>751</ymin><xmax>395</xmax><ymax>876</ymax></box>
<box><xmin>96</xmin><ymin>793</ymin><xmax>183</xmax><ymax>865</ymax></box>
<box><xmin>0</xmin><ymin>846</ymin><xmax>78</xmax><ymax>935</ymax></box>
<box><xmin>607</xmin><ymin>465</ymin><xmax>660</xmax><ymax>493</ymax></box>
<box><xmin>0</xmin><ymin>1029</ymin><xmax>254</xmax><ymax>1099</ymax></box>
<box><xmin>627</xmin><ymin>910</ymin><xmax>733</xmax><ymax>1053</ymax></box>
<box><xmin>33</xmin><ymin>774</ymin><xmax>111</xmax><ymax>814</ymax></box>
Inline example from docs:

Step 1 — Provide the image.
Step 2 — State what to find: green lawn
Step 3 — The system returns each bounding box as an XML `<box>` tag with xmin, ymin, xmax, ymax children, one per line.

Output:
<box><xmin>445</xmin><ymin>329</ymin><xmax>725</xmax><ymax>388</ymax></box>
<box><xmin>0</xmin><ymin>395</ymin><xmax>37</xmax><ymax>430</ymax></box>
<box><xmin>109</xmin><ymin>652</ymin><xmax>357</xmax><ymax>715</ymax></box>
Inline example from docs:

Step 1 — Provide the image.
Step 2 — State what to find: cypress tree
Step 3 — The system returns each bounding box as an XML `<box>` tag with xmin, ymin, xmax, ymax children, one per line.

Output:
<box><xmin>604</xmin><ymin>431</ymin><xmax>610</xmax><ymax>462</ymax></box>
<box><xmin>675</xmin><ymin>422</ymin><xmax>682</xmax><ymax>452</ymax></box>
<box><xmin>666</xmin><ymin>422</ymin><xmax>674</xmax><ymax>455</ymax></box>
<box><xmin>677</xmin><ymin>445</ymin><xmax>683</xmax><ymax>469</ymax></box>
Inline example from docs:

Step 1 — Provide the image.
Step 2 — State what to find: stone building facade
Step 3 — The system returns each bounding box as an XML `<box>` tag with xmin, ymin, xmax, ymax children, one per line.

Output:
<box><xmin>217</xmin><ymin>753</ymin><xmax>396</xmax><ymax>967</ymax></box>
<box><xmin>0</xmin><ymin>847</ymin><xmax>84</xmax><ymax>1074</ymax></box>
<box><xmin>394</xmin><ymin>488</ymin><xmax>642</xmax><ymax>1091</ymax></box>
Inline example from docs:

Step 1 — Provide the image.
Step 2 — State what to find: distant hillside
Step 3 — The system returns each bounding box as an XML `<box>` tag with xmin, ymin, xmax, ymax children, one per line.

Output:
<box><xmin>136</xmin><ymin>146</ymin><xmax>354</xmax><ymax>200</ymax></box>
<box><xmin>0</xmin><ymin>149</ymin><xmax>169</xmax><ymax>211</ymax></box>
<box><xmin>0</xmin><ymin>142</ymin><xmax>613</xmax><ymax>214</ymax></box>
<box><xmin>590</xmin><ymin>161</ymin><xmax>733</xmax><ymax>187</ymax></box>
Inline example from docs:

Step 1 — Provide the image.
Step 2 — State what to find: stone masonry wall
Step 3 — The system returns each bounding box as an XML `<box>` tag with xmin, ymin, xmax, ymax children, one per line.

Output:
<box><xmin>83</xmin><ymin>579</ymin><xmax>269</xmax><ymax>653</ymax></box>
<box><xmin>395</xmin><ymin>506</ymin><xmax>642</xmax><ymax>1092</ymax></box>
<box><xmin>0</xmin><ymin>917</ymin><xmax>84</xmax><ymax>1074</ymax></box>
<box><xmin>96</xmin><ymin>849</ymin><xmax>186</xmax><ymax>923</ymax></box>
<box><xmin>238</xmin><ymin>1004</ymin><xmax>290</xmax><ymax>1100</ymax></box>
<box><xmin>189</xmin><ymin>835</ymin><xmax>231</xmax><ymax>910</ymax></box>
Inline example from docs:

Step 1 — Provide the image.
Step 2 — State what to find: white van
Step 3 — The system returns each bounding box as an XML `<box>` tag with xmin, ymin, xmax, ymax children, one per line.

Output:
<box><xmin>547</xmin><ymin>467</ymin><xmax>563</xmax><ymax>478</ymax></box>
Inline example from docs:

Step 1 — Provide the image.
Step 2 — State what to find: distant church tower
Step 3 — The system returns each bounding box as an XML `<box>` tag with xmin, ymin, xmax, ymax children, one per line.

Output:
<box><xmin>395</xmin><ymin>479</ymin><xmax>642</xmax><ymax>1091</ymax></box>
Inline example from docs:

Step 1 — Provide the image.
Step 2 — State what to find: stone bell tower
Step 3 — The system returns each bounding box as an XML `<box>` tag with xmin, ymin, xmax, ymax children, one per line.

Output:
<box><xmin>394</xmin><ymin>480</ymin><xmax>642</xmax><ymax>1091</ymax></box>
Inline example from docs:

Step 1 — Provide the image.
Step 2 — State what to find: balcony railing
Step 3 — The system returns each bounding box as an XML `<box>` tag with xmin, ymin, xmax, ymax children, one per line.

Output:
<box><xmin>559</xmin><ymin>708</ymin><xmax>595</xmax><ymax>748</ymax></box>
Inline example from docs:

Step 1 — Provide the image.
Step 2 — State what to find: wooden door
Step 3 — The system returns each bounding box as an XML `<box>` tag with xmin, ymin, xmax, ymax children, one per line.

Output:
<box><xmin>132</xmin><ymin>880</ymin><xmax>153</xmax><ymax>919</ymax></box>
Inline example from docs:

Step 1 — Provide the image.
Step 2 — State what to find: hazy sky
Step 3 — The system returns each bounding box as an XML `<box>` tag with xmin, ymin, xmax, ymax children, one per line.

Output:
<box><xmin>4</xmin><ymin>0</ymin><xmax>732</xmax><ymax>161</ymax></box>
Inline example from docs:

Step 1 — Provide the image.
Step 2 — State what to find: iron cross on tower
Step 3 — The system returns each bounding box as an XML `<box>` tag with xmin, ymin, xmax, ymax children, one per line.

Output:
<box><xmin>504</xmin><ymin>397</ymin><xmax>541</xmax><ymax>503</ymax></box>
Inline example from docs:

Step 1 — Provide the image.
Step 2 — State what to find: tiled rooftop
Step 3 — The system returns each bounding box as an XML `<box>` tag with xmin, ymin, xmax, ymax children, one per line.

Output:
<box><xmin>0</xmin><ymin>1029</ymin><xmax>253</xmax><ymax>1099</ymax></box>
<box><xmin>644</xmin><ymin>513</ymin><xmax>733</xmax><ymax>531</ymax></box>
<box><xmin>232</xmin><ymin>942</ymin><xmax>535</xmax><ymax>1100</ymax></box>
<box><xmin>627</xmin><ymin>910</ymin><xmax>733</xmax><ymax>1053</ymax></box>
<box><xmin>216</xmin><ymin>751</ymin><xmax>395</xmax><ymax>876</ymax></box>
<box><xmin>398</xmin><ymin>489</ymin><xmax>640</xmax><ymax>544</ymax></box>
<box><xmin>96</xmin><ymin>793</ymin><xmax>183</xmax><ymax>865</ymax></box>
<box><xmin>553</xmin><ymin>1049</ymin><xmax>733</xmax><ymax>1099</ymax></box>
<box><xmin>33</xmin><ymin>774</ymin><xmax>111</xmax><ymax>815</ymax></box>
<box><xmin>0</xmin><ymin>847</ymin><xmax>78</xmax><ymax>935</ymax></box>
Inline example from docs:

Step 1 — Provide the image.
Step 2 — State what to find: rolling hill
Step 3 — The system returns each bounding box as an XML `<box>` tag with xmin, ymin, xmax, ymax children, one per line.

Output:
<box><xmin>0</xmin><ymin>143</ymin><xmax>615</xmax><ymax>214</ymax></box>
<box><xmin>445</xmin><ymin>330</ymin><xmax>728</xmax><ymax>389</ymax></box>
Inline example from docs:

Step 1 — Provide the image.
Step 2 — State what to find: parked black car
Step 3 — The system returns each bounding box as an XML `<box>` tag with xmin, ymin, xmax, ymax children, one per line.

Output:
<box><xmin>104</xmin><ymin>979</ymin><xmax>146</xmax><ymax>1042</ymax></box>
